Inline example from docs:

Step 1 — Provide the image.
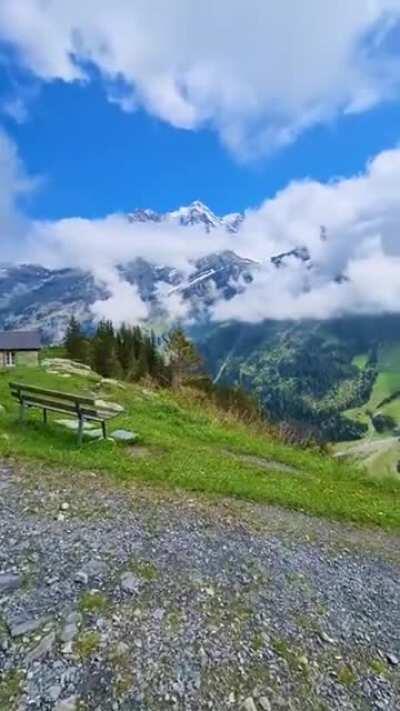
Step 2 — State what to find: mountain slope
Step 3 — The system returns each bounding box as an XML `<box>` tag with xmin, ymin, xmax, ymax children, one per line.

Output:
<box><xmin>3</xmin><ymin>201</ymin><xmax>400</xmax><ymax>446</ymax></box>
<box><xmin>198</xmin><ymin>315</ymin><xmax>400</xmax><ymax>442</ymax></box>
<box><xmin>0</xmin><ymin>362</ymin><xmax>400</xmax><ymax>528</ymax></box>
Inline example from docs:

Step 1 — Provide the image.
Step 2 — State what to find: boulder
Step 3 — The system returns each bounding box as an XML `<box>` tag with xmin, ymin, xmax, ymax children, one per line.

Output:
<box><xmin>42</xmin><ymin>358</ymin><xmax>101</xmax><ymax>381</ymax></box>
<box><xmin>95</xmin><ymin>399</ymin><xmax>124</xmax><ymax>413</ymax></box>
<box><xmin>101</xmin><ymin>378</ymin><xmax>126</xmax><ymax>389</ymax></box>
<box><xmin>111</xmin><ymin>429</ymin><xmax>139</xmax><ymax>444</ymax></box>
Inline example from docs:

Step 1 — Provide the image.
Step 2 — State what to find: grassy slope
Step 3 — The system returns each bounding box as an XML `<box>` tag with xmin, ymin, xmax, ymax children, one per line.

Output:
<box><xmin>338</xmin><ymin>345</ymin><xmax>400</xmax><ymax>477</ymax></box>
<box><xmin>0</xmin><ymin>366</ymin><xmax>400</xmax><ymax>530</ymax></box>
<box><xmin>352</xmin><ymin>343</ymin><xmax>400</xmax><ymax>413</ymax></box>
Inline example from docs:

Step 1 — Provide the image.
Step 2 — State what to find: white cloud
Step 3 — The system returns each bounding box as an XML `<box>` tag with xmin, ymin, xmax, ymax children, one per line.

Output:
<box><xmin>1</xmin><ymin>1</ymin><xmax>400</xmax><ymax>156</ymax></box>
<box><xmin>212</xmin><ymin>146</ymin><xmax>400</xmax><ymax>320</ymax></box>
<box><xmin>91</xmin><ymin>267</ymin><xmax>149</xmax><ymax>325</ymax></box>
<box><xmin>0</xmin><ymin>128</ymin><xmax>37</xmax><ymax>259</ymax></box>
<box><xmin>4</xmin><ymin>137</ymin><xmax>400</xmax><ymax>325</ymax></box>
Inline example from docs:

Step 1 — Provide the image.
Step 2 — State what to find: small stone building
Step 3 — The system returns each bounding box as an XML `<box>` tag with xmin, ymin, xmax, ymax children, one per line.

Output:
<box><xmin>0</xmin><ymin>330</ymin><xmax>41</xmax><ymax>368</ymax></box>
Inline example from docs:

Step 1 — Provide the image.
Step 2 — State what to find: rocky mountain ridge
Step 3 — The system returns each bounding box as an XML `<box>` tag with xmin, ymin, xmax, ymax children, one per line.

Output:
<box><xmin>0</xmin><ymin>201</ymin><xmax>307</xmax><ymax>340</ymax></box>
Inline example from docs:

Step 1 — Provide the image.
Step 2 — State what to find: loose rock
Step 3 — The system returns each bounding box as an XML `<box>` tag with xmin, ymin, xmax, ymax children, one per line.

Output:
<box><xmin>120</xmin><ymin>571</ymin><xmax>140</xmax><ymax>594</ymax></box>
<box><xmin>25</xmin><ymin>631</ymin><xmax>56</xmax><ymax>665</ymax></box>
<box><xmin>387</xmin><ymin>653</ymin><xmax>399</xmax><ymax>666</ymax></box>
<box><xmin>0</xmin><ymin>572</ymin><xmax>22</xmax><ymax>593</ymax></box>
<box><xmin>54</xmin><ymin>696</ymin><xmax>79</xmax><ymax>711</ymax></box>
<box><xmin>74</xmin><ymin>570</ymin><xmax>89</xmax><ymax>585</ymax></box>
<box><xmin>8</xmin><ymin>616</ymin><xmax>48</xmax><ymax>638</ymax></box>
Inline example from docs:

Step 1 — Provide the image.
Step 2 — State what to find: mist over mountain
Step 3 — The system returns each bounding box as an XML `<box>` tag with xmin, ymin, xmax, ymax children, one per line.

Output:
<box><xmin>3</xmin><ymin>193</ymin><xmax>400</xmax><ymax>443</ymax></box>
<box><xmin>0</xmin><ymin>200</ymin><xmax>330</xmax><ymax>340</ymax></box>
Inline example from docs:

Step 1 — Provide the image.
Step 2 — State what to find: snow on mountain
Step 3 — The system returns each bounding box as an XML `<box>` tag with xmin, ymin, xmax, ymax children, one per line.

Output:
<box><xmin>1</xmin><ymin>202</ymin><xmax>311</xmax><ymax>341</ymax></box>
<box><xmin>127</xmin><ymin>201</ymin><xmax>243</xmax><ymax>233</ymax></box>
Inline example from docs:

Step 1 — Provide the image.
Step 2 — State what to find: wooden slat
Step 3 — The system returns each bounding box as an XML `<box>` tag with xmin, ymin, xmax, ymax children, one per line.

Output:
<box><xmin>24</xmin><ymin>402</ymin><xmax>79</xmax><ymax>416</ymax></box>
<box><xmin>22</xmin><ymin>395</ymin><xmax>99</xmax><ymax>418</ymax></box>
<box><xmin>10</xmin><ymin>391</ymin><xmax>117</xmax><ymax>421</ymax></box>
<box><xmin>21</xmin><ymin>396</ymin><xmax>79</xmax><ymax>414</ymax></box>
<box><xmin>9</xmin><ymin>382</ymin><xmax>94</xmax><ymax>406</ymax></box>
<box><xmin>10</xmin><ymin>382</ymin><xmax>118</xmax><ymax>423</ymax></box>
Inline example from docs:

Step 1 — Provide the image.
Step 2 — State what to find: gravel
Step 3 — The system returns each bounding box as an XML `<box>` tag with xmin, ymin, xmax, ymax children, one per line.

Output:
<box><xmin>0</xmin><ymin>460</ymin><xmax>399</xmax><ymax>709</ymax></box>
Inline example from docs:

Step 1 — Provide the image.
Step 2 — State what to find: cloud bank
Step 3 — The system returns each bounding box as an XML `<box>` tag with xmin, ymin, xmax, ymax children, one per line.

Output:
<box><xmin>1</xmin><ymin>0</ymin><xmax>400</xmax><ymax>156</ymax></box>
<box><xmin>0</xmin><ymin>136</ymin><xmax>399</xmax><ymax>324</ymax></box>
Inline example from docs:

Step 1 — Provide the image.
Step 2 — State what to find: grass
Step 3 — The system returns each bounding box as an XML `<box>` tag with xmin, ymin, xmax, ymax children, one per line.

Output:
<box><xmin>127</xmin><ymin>559</ymin><xmax>159</xmax><ymax>581</ymax></box>
<box><xmin>0</xmin><ymin>670</ymin><xmax>23</xmax><ymax>711</ymax></box>
<box><xmin>79</xmin><ymin>591</ymin><xmax>108</xmax><ymax>614</ymax></box>
<box><xmin>334</xmin><ymin>436</ymin><xmax>400</xmax><ymax>480</ymax></box>
<box><xmin>0</xmin><ymin>365</ymin><xmax>400</xmax><ymax>530</ymax></box>
<box><xmin>337</xmin><ymin>664</ymin><xmax>357</xmax><ymax>686</ymax></box>
<box><xmin>348</xmin><ymin>344</ymin><xmax>400</xmax><ymax>418</ymax></box>
<box><xmin>75</xmin><ymin>630</ymin><xmax>101</xmax><ymax>658</ymax></box>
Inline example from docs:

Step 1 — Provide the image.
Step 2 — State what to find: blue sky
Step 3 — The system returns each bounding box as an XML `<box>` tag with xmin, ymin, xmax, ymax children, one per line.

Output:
<box><xmin>1</xmin><ymin>1</ymin><xmax>400</xmax><ymax>325</ymax></box>
<box><xmin>1</xmin><ymin>1</ymin><xmax>400</xmax><ymax>221</ymax></box>
<box><xmin>2</xmin><ymin>69</ymin><xmax>400</xmax><ymax>221</ymax></box>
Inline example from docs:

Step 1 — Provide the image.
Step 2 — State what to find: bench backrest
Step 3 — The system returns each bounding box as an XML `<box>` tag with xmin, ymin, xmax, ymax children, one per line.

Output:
<box><xmin>9</xmin><ymin>382</ymin><xmax>100</xmax><ymax>418</ymax></box>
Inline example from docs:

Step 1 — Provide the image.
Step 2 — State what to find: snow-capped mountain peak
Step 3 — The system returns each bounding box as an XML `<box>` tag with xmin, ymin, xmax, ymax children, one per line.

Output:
<box><xmin>127</xmin><ymin>201</ymin><xmax>244</xmax><ymax>233</ymax></box>
<box><xmin>167</xmin><ymin>201</ymin><xmax>221</xmax><ymax>232</ymax></box>
<box><xmin>1</xmin><ymin>200</ymin><xmax>316</xmax><ymax>341</ymax></box>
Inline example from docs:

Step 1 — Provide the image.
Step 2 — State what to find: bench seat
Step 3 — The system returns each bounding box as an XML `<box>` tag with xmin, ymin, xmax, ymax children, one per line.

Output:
<box><xmin>9</xmin><ymin>382</ymin><xmax>119</xmax><ymax>445</ymax></box>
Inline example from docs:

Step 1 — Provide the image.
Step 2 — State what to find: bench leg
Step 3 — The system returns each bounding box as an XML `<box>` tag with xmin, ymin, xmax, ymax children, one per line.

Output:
<box><xmin>77</xmin><ymin>417</ymin><xmax>84</xmax><ymax>446</ymax></box>
<box><xmin>43</xmin><ymin>408</ymin><xmax>48</xmax><ymax>425</ymax></box>
<box><xmin>19</xmin><ymin>401</ymin><xmax>26</xmax><ymax>423</ymax></box>
<box><xmin>101</xmin><ymin>420</ymin><xmax>107</xmax><ymax>440</ymax></box>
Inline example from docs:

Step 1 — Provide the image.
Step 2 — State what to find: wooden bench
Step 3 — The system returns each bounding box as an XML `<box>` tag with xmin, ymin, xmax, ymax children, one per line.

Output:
<box><xmin>9</xmin><ymin>382</ymin><xmax>118</xmax><ymax>445</ymax></box>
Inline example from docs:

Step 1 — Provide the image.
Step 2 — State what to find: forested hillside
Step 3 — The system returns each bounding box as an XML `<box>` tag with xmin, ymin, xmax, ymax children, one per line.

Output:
<box><xmin>198</xmin><ymin>314</ymin><xmax>400</xmax><ymax>442</ymax></box>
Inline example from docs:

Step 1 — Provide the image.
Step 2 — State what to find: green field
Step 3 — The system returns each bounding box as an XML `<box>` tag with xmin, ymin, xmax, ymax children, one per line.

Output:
<box><xmin>340</xmin><ymin>344</ymin><xmax>400</xmax><ymax>476</ymax></box>
<box><xmin>1</xmin><ymin>364</ymin><xmax>400</xmax><ymax>530</ymax></box>
<box><xmin>348</xmin><ymin>343</ymin><xmax>400</xmax><ymax>426</ymax></box>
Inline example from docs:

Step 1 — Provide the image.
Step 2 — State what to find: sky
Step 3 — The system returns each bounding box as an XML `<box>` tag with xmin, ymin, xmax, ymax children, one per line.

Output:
<box><xmin>1</xmin><ymin>0</ymin><xmax>400</xmax><ymax>324</ymax></box>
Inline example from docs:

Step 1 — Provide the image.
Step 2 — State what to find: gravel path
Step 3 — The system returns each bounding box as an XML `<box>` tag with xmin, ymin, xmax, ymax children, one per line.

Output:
<box><xmin>0</xmin><ymin>460</ymin><xmax>399</xmax><ymax>710</ymax></box>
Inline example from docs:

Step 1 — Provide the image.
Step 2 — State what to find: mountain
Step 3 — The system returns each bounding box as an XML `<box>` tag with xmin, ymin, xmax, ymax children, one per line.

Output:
<box><xmin>2</xmin><ymin>200</ymin><xmax>400</xmax><ymax>445</ymax></box>
<box><xmin>127</xmin><ymin>200</ymin><xmax>244</xmax><ymax>233</ymax></box>
<box><xmin>0</xmin><ymin>201</ymin><xmax>310</xmax><ymax>340</ymax></box>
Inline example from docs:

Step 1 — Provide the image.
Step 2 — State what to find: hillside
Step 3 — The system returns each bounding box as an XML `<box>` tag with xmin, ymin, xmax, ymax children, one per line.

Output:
<box><xmin>334</xmin><ymin>342</ymin><xmax>400</xmax><ymax>477</ymax></box>
<box><xmin>0</xmin><ymin>361</ymin><xmax>400</xmax><ymax>530</ymax></box>
<box><xmin>199</xmin><ymin>314</ymin><xmax>400</xmax><ymax>447</ymax></box>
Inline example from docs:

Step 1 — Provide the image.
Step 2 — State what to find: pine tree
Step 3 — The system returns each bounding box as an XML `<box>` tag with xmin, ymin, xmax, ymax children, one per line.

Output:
<box><xmin>64</xmin><ymin>315</ymin><xmax>88</xmax><ymax>362</ymax></box>
<box><xmin>91</xmin><ymin>320</ymin><xmax>117</xmax><ymax>377</ymax></box>
<box><xmin>164</xmin><ymin>327</ymin><xmax>203</xmax><ymax>388</ymax></box>
<box><xmin>115</xmin><ymin>323</ymin><xmax>137</xmax><ymax>377</ymax></box>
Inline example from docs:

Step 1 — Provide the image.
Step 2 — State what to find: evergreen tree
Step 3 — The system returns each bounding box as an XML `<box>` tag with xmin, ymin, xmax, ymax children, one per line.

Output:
<box><xmin>164</xmin><ymin>327</ymin><xmax>203</xmax><ymax>388</ymax></box>
<box><xmin>115</xmin><ymin>323</ymin><xmax>137</xmax><ymax>377</ymax></box>
<box><xmin>64</xmin><ymin>315</ymin><xmax>88</xmax><ymax>362</ymax></box>
<box><xmin>91</xmin><ymin>320</ymin><xmax>117</xmax><ymax>377</ymax></box>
